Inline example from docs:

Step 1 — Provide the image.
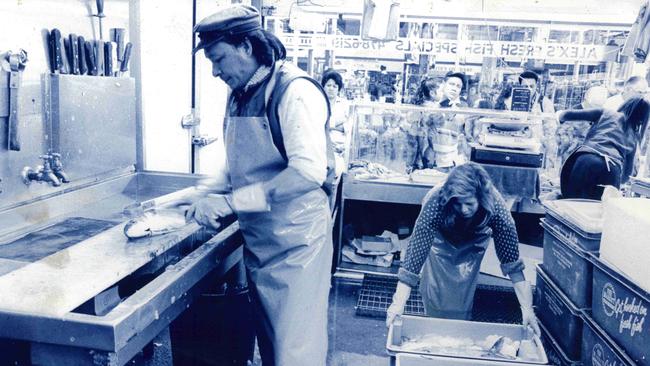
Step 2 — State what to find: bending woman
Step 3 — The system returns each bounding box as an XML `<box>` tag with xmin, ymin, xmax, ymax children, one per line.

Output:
<box><xmin>559</xmin><ymin>96</ymin><xmax>650</xmax><ymax>200</ymax></box>
<box><xmin>386</xmin><ymin>163</ymin><xmax>540</xmax><ymax>335</ymax></box>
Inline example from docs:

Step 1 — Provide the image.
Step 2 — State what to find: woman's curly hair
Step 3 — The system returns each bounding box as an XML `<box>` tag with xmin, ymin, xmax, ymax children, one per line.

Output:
<box><xmin>437</xmin><ymin>162</ymin><xmax>496</xmax><ymax>230</ymax></box>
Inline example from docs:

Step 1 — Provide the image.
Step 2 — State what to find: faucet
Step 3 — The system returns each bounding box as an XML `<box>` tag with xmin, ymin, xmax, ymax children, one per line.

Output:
<box><xmin>50</xmin><ymin>153</ymin><xmax>70</xmax><ymax>183</ymax></box>
<box><xmin>21</xmin><ymin>155</ymin><xmax>61</xmax><ymax>187</ymax></box>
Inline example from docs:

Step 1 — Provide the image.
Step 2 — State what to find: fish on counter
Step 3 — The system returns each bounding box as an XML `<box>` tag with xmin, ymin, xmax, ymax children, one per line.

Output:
<box><xmin>398</xmin><ymin>333</ymin><xmax>529</xmax><ymax>361</ymax></box>
<box><xmin>123</xmin><ymin>209</ymin><xmax>188</xmax><ymax>239</ymax></box>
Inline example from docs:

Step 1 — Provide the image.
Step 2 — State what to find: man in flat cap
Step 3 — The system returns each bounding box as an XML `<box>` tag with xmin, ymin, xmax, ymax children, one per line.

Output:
<box><xmin>187</xmin><ymin>4</ymin><xmax>334</xmax><ymax>366</ymax></box>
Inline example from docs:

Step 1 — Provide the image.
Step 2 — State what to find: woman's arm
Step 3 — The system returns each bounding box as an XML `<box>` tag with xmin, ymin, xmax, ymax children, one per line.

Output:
<box><xmin>558</xmin><ymin>108</ymin><xmax>603</xmax><ymax>124</ymax></box>
<box><xmin>488</xmin><ymin>191</ymin><xmax>540</xmax><ymax>335</ymax></box>
<box><xmin>487</xmin><ymin>192</ymin><xmax>525</xmax><ymax>277</ymax></box>
<box><xmin>388</xmin><ymin>190</ymin><xmax>442</xmax><ymax>326</ymax></box>
<box><xmin>398</xmin><ymin>191</ymin><xmax>443</xmax><ymax>288</ymax></box>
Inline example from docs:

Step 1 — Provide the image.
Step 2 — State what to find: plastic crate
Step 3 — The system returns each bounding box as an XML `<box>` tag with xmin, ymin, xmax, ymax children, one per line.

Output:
<box><xmin>387</xmin><ymin>315</ymin><xmax>548</xmax><ymax>364</ymax></box>
<box><xmin>543</xmin><ymin>199</ymin><xmax>602</xmax><ymax>252</ymax></box>
<box><xmin>541</xmin><ymin>219</ymin><xmax>593</xmax><ymax>308</ymax></box>
<box><xmin>581</xmin><ymin>313</ymin><xmax>636</xmax><ymax>366</ymax></box>
<box><xmin>589</xmin><ymin>253</ymin><xmax>649</xmax><ymax>365</ymax></box>
<box><xmin>539</xmin><ymin>322</ymin><xmax>582</xmax><ymax>366</ymax></box>
<box><xmin>535</xmin><ymin>264</ymin><xmax>584</xmax><ymax>360</ymax></box>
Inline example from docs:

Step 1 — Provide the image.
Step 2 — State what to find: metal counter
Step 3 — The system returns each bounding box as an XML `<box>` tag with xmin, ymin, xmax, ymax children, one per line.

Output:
<box><xmin>0</xmin><ymin>171</ymin><xmax>244</xmax><ymax>365</ymax></box>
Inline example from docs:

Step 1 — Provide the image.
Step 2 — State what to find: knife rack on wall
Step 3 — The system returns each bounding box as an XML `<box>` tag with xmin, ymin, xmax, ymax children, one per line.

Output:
<box><xmin>48</xmin><ymin>28</ymin><xmax>132</xmax><ymax>77</ymax></box>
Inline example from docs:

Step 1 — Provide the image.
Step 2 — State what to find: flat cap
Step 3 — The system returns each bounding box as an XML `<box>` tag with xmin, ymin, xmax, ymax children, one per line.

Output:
<box><xmin>193</xmin><ymin>5</ymin><xmax>261</xmax><ymax>53</ymax></box>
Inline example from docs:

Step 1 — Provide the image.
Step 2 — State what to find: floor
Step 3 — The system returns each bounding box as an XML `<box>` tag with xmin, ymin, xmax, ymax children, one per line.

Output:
<box><xmin>326</xmin><ymin>279</ymin><xmax>393</xmax><ymax>366</ymax></box>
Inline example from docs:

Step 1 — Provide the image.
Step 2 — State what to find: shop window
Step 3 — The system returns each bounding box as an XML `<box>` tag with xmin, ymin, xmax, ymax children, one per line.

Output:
<box><xmin>498</xmin><ymin>26</ymin><xmax>536</xmax><ymax>42</ymax></box>
<box><xmin>436</xmin><ymin>24</ymin><xmax>458</xmax><ymax>40</ymax></box>
<box><xmin>549</xmin><ymin>30</ymin><xmax>579</xmax><ymax>44</ymax></box>
<box><xmin>463</xmin><ymin>25</ymin><xmax>499</xmax><ymax>41</ymax></box>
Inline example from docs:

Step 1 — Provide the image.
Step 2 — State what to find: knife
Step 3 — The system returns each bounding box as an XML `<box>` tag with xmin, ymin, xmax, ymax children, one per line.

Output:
<box><xmin>52</xmin><ymin>29</ymin><xmax>67</xmax><ymax>74</ymax></box>
<box><xmin>78</xmin><ymin>36</ymin><xmax>87</xmax><ymax>75</ymax></box>
<box><xmin>84</xmin><ymin>40</ymin><xmax>97</xmax><ymax>76</ymax></box>
<box><xmin>68</xmin><ymin>34</ymin><xmax>79</xmax><ymax>75</ymax></box>
<box><xmin>48</xmin><ymin>29</ymin><xmax>59</xmax><ymax>73</ymax></box>
<box><xmin>96</xmin><ymin>40</ymin><xmax>105</xmax><ymax>76</ymax></box>
<box><xmin>63</xmin><ymin>36</ymin><xmax>72</xmax><ymax>74</ymax></box>
<box><xmin>104</xmin><ymin>41</ymin><xmax>113</xmax><ymax>76</ymax></box>
<box><xmin>111</xmin><ymin>28</ymin><xmax>125</xmax><ymax>63</ymax></box>
<box><xmin>120</xmin><ymin>42</ymin><xmax>132</xmax><ymax>76</ymax></box>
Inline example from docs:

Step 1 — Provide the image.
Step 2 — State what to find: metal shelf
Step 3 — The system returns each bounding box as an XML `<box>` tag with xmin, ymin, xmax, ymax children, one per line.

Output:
<box><xmin>342</xmin><ymin>175</ymin><xmax>434</xmax><ymax>205</ymax></box>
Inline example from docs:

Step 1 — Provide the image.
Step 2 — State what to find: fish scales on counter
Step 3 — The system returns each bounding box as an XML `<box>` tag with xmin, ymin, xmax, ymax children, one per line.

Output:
<box><xmin>123</xmin><ymin>209</ymin><xmax>188</xmax><ymax>239</ymax></box>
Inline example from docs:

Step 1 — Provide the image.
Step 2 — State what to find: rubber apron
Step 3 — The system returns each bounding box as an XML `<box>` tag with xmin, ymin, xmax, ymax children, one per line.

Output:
<box><xmin>419</xmin><ymin>213</ymin><xmax>492</xmax><ymax>320</ymax></box>
<box><xmin>225</xmin><ymin>90</ymin><xmax>332</xmax><ymax>366</ymax></box>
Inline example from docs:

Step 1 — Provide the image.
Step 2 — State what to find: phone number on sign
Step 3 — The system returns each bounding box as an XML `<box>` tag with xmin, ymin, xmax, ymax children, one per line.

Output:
<box><xmin>333</xmin><ymin>38</ymin><xmax>386</xmax><ymax>50</ymax></box>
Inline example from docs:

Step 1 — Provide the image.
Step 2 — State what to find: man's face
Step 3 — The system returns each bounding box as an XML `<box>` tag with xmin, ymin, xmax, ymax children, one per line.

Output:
<box><xmin>520</xmin><ymin>77</ymin><xmax>537</xmax><ymax>91</ymax></box>
<box><xmin>442</xmin><ymin>77</ymin><xmax>462</xmax><ymax>100</ymax></box>
<box><xmin>204</xmin><ymin>40</ymin><xmax>256</xmax><ymax>90</ymax></box>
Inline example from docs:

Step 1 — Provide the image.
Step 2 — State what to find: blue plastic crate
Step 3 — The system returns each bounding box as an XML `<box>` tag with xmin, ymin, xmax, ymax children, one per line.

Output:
<box><xmin>539</xmin><ymin>322</ymin><xmax>582</xmax><ymax>366</ymax></box>
<box><xmin>582</xmin><ymin>312</ymin><xmax>636</xmax><ymax>366</ymax></box>
<box><xmin>589</xmin><ymin>253</ymin><xmax>649</xmax><ymax>365</ymax></box>
<box><xmin>535</xmin><ymin>264</ymin><xmax>584</xmax><ymax>360</ymax></box>
<box><xmin>541</xmin><ymin>219</ymin><xmax>593</xmax><ymax>309</ymax></box>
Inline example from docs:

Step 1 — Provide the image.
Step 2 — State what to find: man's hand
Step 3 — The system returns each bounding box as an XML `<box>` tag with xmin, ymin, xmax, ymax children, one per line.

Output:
<box><xmin>185</xmin><ymin>194</ymin><xmax>233</xmax><ymax>230</ymax></box>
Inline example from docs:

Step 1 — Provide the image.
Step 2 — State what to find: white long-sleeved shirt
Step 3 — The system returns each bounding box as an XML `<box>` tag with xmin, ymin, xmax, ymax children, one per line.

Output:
<box><xmin>277</xmin><ymin>78</ymin><xmax>329</xmax><ymax>185</ymax></box>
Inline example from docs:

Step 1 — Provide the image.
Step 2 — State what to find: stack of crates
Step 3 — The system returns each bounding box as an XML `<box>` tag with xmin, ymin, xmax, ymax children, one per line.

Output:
<box><xmin>537</xmin><ymin>200</ymin><xmax>640</xmax><ymax>366</ymax></box>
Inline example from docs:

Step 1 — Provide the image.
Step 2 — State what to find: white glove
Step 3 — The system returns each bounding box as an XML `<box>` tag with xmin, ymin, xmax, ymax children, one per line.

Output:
<box><xmin>513</xmin><ymin>280</ymin><xmax>541</xmax><ymax>337</ymax></box>
<box><xmin>230</xmin><ymin>183</ymin><xmax>270</xmax><ymax>213</ymax></box>
<box><xmin>185</xmin><ymin>194</ymin><xmax>233</xmax><ymax>230</ymax></box>
<box><xmin>386</xmin><ymin>281</ymin><xmax>411</xmax><ymax>327</ymax></box>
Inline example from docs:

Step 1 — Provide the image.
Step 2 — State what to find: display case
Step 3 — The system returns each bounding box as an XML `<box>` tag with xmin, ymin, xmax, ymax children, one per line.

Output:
<box><xmin>336</xmin><ymin>102</ymin><xmax>555</xmax><ymax>277</ymax></box>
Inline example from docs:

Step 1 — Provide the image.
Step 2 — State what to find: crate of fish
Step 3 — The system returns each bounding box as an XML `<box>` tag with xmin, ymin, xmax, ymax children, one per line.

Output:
<box><xmin>396</xmin><ymin>353</ymin><xmax>529</xmax><ymax>366</ymax></box>
<box><xmin>387</xmin><ymin>315</ymin><xmax>548</xmax><ymax>364</ymax></box>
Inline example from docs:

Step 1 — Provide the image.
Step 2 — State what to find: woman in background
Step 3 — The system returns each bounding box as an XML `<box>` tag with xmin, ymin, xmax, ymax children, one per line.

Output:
<box><xmin>409</xmin><ymin>78</ymin><xmax>442</xmax><ymax>170</ymax></box>
<box><xmin>322</xmin><ymin>69</ymin><xmax>351</xmax><ymax>175</ymax></box>
<box><xmin>559</xmin><ymin>96</ymin><xmax>650</xmax><ymax>200</ymax></box>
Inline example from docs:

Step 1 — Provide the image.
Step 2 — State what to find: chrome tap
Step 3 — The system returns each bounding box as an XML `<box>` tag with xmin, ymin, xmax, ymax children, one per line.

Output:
<box><xmin>21</xmin><ymin>155</ymin><xmax>61</xmax><ymax>186</ymax></box>
<box><xmin>50</xmin><ymin>153</ymin><xmax>70</xmax><ymax>183</ymax></box>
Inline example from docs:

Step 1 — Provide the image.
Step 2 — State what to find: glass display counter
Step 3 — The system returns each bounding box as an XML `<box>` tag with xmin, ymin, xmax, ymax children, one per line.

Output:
<box><xmin>335</xmin><ymin>102</ymin><xmax>556</xmax><ymax>277</ymax></box>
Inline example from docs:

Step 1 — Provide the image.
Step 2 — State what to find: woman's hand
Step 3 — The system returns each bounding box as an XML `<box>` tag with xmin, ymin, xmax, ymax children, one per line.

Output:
<box><xmin>521</xmin><ymin>306</ymin><xmax>541</xmax><ymax>337</ymax></box>
<box><xmin>386</xmin><ymin>281</ymin><xmax>412</xmax><ymax>327</ymax></box>
<box><xmin>512</xmin><ymin>280</ymin><xmax>541</xmax><ymax>336</ymax></box>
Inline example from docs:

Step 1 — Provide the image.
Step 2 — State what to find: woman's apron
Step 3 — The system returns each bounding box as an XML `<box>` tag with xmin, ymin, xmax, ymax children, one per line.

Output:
<box><xmin>225</xmin><ymin>110</ymin><xmax>332</xmax><ymax>365</ymax></box>
<box><xmin>419</xmin><ymin>223</ymin><xmax>492</xmax><ymax>320</ymax></box>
